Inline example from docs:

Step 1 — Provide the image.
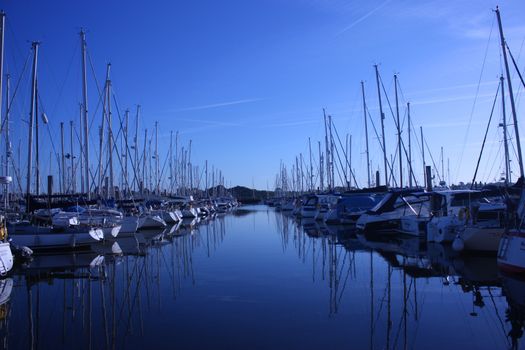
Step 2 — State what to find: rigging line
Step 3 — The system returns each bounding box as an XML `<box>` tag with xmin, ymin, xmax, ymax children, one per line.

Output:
<box><xmin>92</xmin><ymin>95</ymin><xmax>128</xmax><ymax>196</ymax></box>
<box><xmin>423</xmin><ymin>136</ymin><xmax>444</xmax><ymax>184</ymax></box>
<box><xmin>478</xmin><ymin>122</ymin><xmax>501</xmax><ymax>184</ymax></box>
<box><xmin>366</xmin><ymin>106</ymin><xmax>397</xmax><ymax>186</ymax></box>
<box><xmin>513</xmin><ymin>35</ymin><xmax>525</xmax><ymax>107</ymax></box>
<box><xmin>85</xmin><ymin>48</ymin><xmax>106</xmax><ymax>139</ymax></box>
<box><xmin>156</xmin><ymin>149</ymin><xmax>171</xmax><ymax>191</ymax></box>
<box><xmin>379</xmin><ymin>74</ymin><xmax>404</xmax><ymax>187</ymax></box>
<box><xmin>49</xmin><ymin>38</ymin><xmax>80</xmax><ymax>117</ymax></box>
<box><xmin>373</xmin><ymin>267</ymin><xmax>393</xmax><ymax>330</ymax></box>
<box><xmin>0</xmin><ymin>50</ymin><xmax>31</xmax><ymax>133</ymax></box>
<box><xmin>483</xmin><ymin>142</ymin><xmax>503</xmax><ymax>184</ymax></box>
<box><xmin>9</xmin><ymin>156</ymin><xmax>23</xmax><ymax>194</ymax></box>
<box><xmin>387</xmin><ymin>138</ymin><xmax>400</xmax><ymax>185</ymax></box>
<box><xmin>379</xmin><ymin>73</ymin><xmax>399</xmax><ymax>127</ymax></box>
<box><xmin>455</xmin><ymin>13</ymin><xmax>495</xmax><ymax>182</ymax></box>
<box><xmin>409</xmin><ymin>117</ymin><xmax>424</xmax><ymax>165</ymax></box>
<box><xmin>486</xmin><ymin>288</ymin><xmax>511</xmax><ymax>348</ymax></box>
<box><xmin>332</xmin><ymin>120</ymin><xmax>360</xmax><ymax>188</ymax></box>
<box><xmin>5</xmin><ymin>20</ymin><xmax>26</xmax><ymax>76</ymax></box>
<box><xmin>332</xmin><ymin>145</ymin><xmax>346</xmax><ymax>189</ymax></box>
<box><xmin>381</xmin><ymin>74</ymin><xmax>419</xmax><ymax>187</ymax></box>
<box><xmin>37</xmin><ymin>92</ymin><xmax>63</xmax><ymax>178</ymax></box>
<box><xmin>71</xmin><ymin>118</ymin><xmax>98</xmax><ymax>192</ymax></box>
<box><xmin>400</xmin><ymin>106</ymin><xmax>419</xmax><ymax>187</ymax></box>
<box><xmin>506</xmin><ymin>42</ymin><xmax>525</xmax><ymax>90</ymax></box>
<box><xmin>110</xmin><ymin>92</ymin><xmax>141</xmax><ymax>200</ymax></box>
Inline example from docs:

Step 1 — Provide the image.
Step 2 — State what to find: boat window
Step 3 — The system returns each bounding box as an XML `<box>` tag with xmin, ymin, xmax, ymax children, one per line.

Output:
<box><xmin>369</xmin><ymin>193</ymin><xmax>393</xmax><ymax>212</ymax></box>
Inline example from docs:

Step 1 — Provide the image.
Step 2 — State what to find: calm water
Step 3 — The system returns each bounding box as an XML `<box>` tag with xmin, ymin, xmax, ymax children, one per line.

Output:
<box><xmin>1</xmin><ymin>205</ymin><xmax>524</xmax><ymax>349</ymax></box>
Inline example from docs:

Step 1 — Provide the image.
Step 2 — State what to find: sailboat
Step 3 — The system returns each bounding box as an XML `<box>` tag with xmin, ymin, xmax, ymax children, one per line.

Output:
<box><xmin>455</xmin><ymin>6</ymin><xmax>524</xmax><ymax>253</ymax></box>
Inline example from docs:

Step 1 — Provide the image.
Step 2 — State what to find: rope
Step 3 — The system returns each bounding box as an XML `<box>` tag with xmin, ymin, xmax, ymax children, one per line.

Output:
<box><xmin>455</xmin><ymin>14</ymin><xmax>495</xmax><ymax>183</ymax></box>
<box><xmin>470</xmin><ymin>82</ymin><xmax>500</xmax><ymax>188</ymax></box>
<box><xmin>506</xmin><ymin>42</ymin><xmax>525</xmax><ymax>90</ymax></box>
<box><xmin>0</xmin><ymin>50</ymin><xmax>31</xmax><ymax>133</ymax></box>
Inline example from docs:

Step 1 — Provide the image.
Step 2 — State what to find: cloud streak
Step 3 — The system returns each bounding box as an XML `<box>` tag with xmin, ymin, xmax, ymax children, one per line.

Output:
<box><xmin>175</xmin><ymin>117</ymin><xmax>241</xmax><ymax>127</ymax></box>
<box><xmin>337</xmin><ymin>0</ymin><xmax>392</xmax><ymax>35</ymax></box>
<box><xmin>176</xmin><ymin>98</ymin><xmax>263</xmax><ymax>112</ymax></box>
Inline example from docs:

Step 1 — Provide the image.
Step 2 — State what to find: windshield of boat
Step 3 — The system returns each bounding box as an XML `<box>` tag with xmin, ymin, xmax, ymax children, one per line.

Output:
<box><xmin>340</xmin><ymin>195</ymin><xmax>381</xmax><ymax>209</ymax></box>
<box><xmin>449</xmin><ymin>192</ymin><xmax>482</xmax><ymax>207</ymax></box>
<box><xmin>369</xmin><ymin>193</ymin><xmax>394</xmax><ymax>212</ymax></box>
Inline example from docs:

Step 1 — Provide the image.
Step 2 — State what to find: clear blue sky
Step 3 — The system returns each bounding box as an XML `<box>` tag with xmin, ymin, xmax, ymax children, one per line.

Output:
<box><xmin>3</xmin><ymin>0</ymin><xmax>525</xmax><ymax>190</ymax></box>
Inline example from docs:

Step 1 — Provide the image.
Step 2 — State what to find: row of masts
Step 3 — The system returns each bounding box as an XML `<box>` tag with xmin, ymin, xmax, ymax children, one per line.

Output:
<box><xmin>275</xmin><ymin>7</ymin><xmax>523</xmax><ymax>194</ymax></box>
<box><xmin>0</xmin><ymin>17</ymin><xmax>229</xmax><ymax>202</ymax></box>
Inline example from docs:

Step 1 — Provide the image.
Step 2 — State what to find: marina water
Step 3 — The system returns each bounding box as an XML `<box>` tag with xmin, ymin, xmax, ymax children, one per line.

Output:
<box><xmin>1</xmin><ymin>205</ymin><xmax>522</xmax><ymax>349</ymax></box>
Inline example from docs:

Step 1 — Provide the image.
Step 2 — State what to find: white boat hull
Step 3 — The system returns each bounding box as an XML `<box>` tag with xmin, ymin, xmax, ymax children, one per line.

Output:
<box><xmin>138</xmin><ymin>215</ymin><xmax>167</xmax><ymax>230</ymax></box>
<box><xmin>0</xmin><ymin>243</ymin><xmax>13</xmax><ymax>275</ymax></box>
<box><xmin>181</xmin><ymin>208</ymin><xmax>198</xmax><ymax>219</ymax></box>
<box><xmin>427</xmin><ymin>216</ymin><xmax>463</xmax><ymax>243</ymax></box>
<box><xmin>458</xmin><ymin>226</ymin><xmax>503</xmax><ymax>252</ymax></box>
<box><xmin>119</xmin><ymin>216</ymin><xmax>140</xmax><ymax>236</ymax></box>
<box><xmin>498</xmin><ymin>232</ymin><xmax>525</xmax><ymax>274</ymax></box>
<box><xmin>9</xmin><ymin>228</ymin><xmax>103</xmax><ymax>250</ymax></box>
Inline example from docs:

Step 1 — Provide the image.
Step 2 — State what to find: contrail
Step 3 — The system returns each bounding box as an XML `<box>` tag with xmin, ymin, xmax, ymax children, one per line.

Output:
<box><xmin>176</xmin><ymin>98</ymin><xmax>263</xmax><ymax>112</ymax></box>
<box><xmin>337</xmin><ymin>0</ymin><xmax>392</xmax><ymax>35</ymax></box>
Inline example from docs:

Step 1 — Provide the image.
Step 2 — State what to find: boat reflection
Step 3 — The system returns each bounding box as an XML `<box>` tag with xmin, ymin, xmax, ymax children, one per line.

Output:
<box><xmin>1</xmin><ymin>215</ymin><xmax>228</xmax><ymax>349</ymax></box>
<box><xmin>276</xmin><ymin>211</ymin><xmax>525</xmax><ymax>349</ymax></box>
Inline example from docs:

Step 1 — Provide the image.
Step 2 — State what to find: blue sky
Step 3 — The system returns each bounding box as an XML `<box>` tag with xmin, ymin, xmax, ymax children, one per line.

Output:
<box><xmin>3</xmin><ymin>0</ymin><xmax>525</xmax><ymax>190</ymax></box>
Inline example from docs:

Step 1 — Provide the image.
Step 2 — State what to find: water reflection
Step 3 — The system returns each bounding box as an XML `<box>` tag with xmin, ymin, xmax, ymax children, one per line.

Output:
<box><xmin>1</xmin><ymin>206</ymin><xmax>524</xmax><ymax>349</ymax></box>
<box><xmin>276</xmin><ymin>209</ymin><xmax>525</xmax><ymax>349</ymax></box>
<box><xmin>4</xmin><ymin>214</ymin><xmax>227</xmax><ymax>350</ymax></box>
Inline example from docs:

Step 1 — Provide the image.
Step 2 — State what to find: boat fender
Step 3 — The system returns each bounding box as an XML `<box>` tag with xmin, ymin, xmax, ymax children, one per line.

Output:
<box><xmin>458</xmin><ymin>207</ymin><xmax>470</xmax><ymax>221</ymax></box>
<box><xmin>19</xmin><ymin>246</ymin><xmax>33</xmax><ymax>258</ymax></box>
<box><xmin>452</xmin><ymin>236</ymin><xmax>465</xmax><ymax>252</ymax></box>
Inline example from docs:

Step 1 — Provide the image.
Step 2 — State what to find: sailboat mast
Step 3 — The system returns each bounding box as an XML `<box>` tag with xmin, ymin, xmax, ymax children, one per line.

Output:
<box><xmin>420</xmin><ymin>127</ymin><xmax>426</xmax><ymax>185</ymax></box>
<box><xmin>142</xmin><ymin>128</ymin><xmax>147</xmax><ymax>194</ymax></box>
<box><xmin>0</xmin><ymin>12</ymin><xmax>4</xmax><ymax>132</ymax></box>
<box><xmin>345</xmin><ymin>134</ymin><xmax>349</xmax><ymax>188</ymax></box>
<box><xmin>70</xmin><ymin>120</ymin><xmax>75</xmax><ymax>193</ymax></box>
<box><xmin>106</xmin><ymin>64</ymin><xmax>114</xmax><ymax>199</ymax></box>
<box><xmin>361</xmin><ymin>81</ymin><xmax>371</xmax><ymax>188</ymax></box>
<box><xmin>440</xmin><ymin>146</ymin><xmax>444</xmax><ymax>185</ymax></box>
<box><xmin>394</xmin><ymin>74</ymin><xmax>403</xmax><ymax>188</ymax></box>
<box><xmin>329</xmin><ymin>115</ymin><xmax>334</xmax><ymax>189</ymax></box>
<box><xmin>496</xmin><ymin>6</ymin><xmax>524</xmax><ymax>179</ymax></box>
<box><xmin>308</xmin><ymin>137</ymin><xmax>313</xmax><ymax>191</ymax></box>
<box><xmin>77</xmin><ymin>105</ymin><xmax>83</xmax><ymax>192</ymax></box>
<box><xmin>408</xmin><ymin>102</ymin><xmax>412</xmax><ymax>188</ymax></box>
<box><xmin>80</xmin><ymin>30</ymin><xmax>90</xmax><ymax>198</ymax></box>
<box><xmin>175</xmin><ymin>131</ymin><xmax>179</xmax><ymax>194</ymax></box>
<box><xmin>349</xmin><ymin>135</ymin><xmax>352</xmax><ymax>189</ymax></box>
<box><xmin>134</xmin><ymin>105</ymin><xmax>140</xmax><ymax>192</ymax></box>
<box><xmin>318</xmin><ymin>141</ymin><xmax>323</xmax><ymax>192</ymax></box>
<box><xmin>35</xmin><ymin>82</ymin><xmax>40</xmax><ymax>195</ymax></box>
<box><xmin>374</xmin><ymin>65</ymin><xmax>388</xmax><ymax>186</ymax></box>
<box><xmin>26</xmin><ymin>41</ymin><xmax>39</xmax><ymax>205</ymax></box>
<box><xmin>323</xmin><ymin>109</ymin><xmax>330</xmax><ymax>191</ymax></box>
<box><xmin>4</xmin><ymin>74</ymin><xmax>9</xmax><ymax>199</ymax></box>
<box><xmin>60</xmin><ymin>122</ymin><xmax>65</xmax><ymax>193</ymax></box>
<box><xmin>169</xmin><ymin>130</ymin><xmax>173</xmax><ymax>194</ymax></box>
<box><xmin>97</xmin><ymin>125</ymin><xmax>103</xmax><ymax>196</ymax></box>
<box><xmin>124</xmin><ymin>109</ymin><xmax>129</xmax><ymax>194</ymax></box>
<box><xmin>148</xmin><ymin>136</ymin><xmax>152</xmax><ymax>192</ymax></box>
<box><xmin>155</xmin><ymin>121</ymin><xmax>159</xmax><ymax>194</ymax></box>
<box><xmin>188</xmin><ymin>139</ymin><xmax>192</xmax><ymax>193</ymax></box>
<box><xmin>501</xmin><ymin>75</ymin><xmax>510</xmax><ymax>184</ymax></box>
